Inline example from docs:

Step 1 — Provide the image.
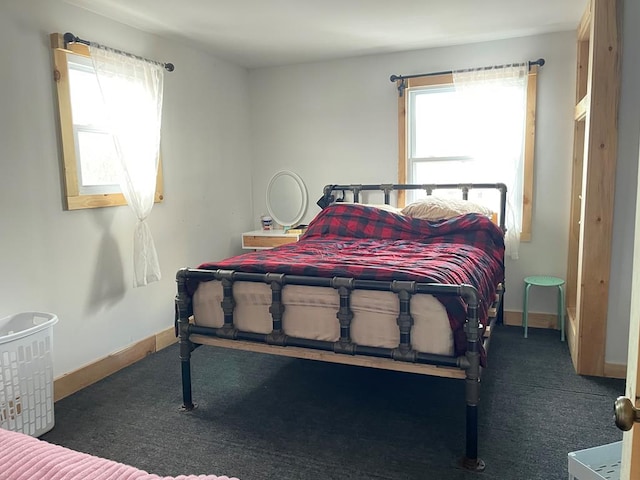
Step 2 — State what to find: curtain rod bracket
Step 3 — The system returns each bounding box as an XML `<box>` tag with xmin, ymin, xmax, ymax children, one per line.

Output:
<box><xmin>63</xmin><ymin>32</ymin><xmax>175</xmax><ymax>72</ymax></box>
<box><xmin>389</xmin><ymin>75</ymin><xmax>407</xmax><ymax>97</ymax></box>
<box><xmin>530</xmin><ymin>58</ymin><xmax>545</xmax><ymax>68</ymax></box>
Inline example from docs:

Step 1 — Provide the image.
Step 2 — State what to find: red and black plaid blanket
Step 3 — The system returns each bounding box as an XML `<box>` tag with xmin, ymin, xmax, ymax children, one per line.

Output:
<box><xmin>198</xmin><ymin>204</ymin><xmax>505</xmax><ymax>359</ymax></box>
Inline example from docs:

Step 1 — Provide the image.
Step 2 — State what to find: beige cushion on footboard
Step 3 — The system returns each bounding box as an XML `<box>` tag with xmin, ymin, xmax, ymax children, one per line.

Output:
<box><xmin>0</xmin><ymin>428</ymin><xmax>239</xmax><ymax>480</ymax></box>
<box><xmin>193</xmin><ymin>281</ymin><xmax>454</xmax><ymax>356</ymax></box>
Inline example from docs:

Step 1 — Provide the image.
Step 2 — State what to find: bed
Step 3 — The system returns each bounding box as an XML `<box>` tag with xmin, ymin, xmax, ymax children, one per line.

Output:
<box><xmin>0</xmin><ymin>427</ymin><xmax>239</xmax><ymax>480</ymax></box>
<box><xmin>175</xmin><ymin>183</ymin><xmax>507</xmax><ymax>472</ymax></box>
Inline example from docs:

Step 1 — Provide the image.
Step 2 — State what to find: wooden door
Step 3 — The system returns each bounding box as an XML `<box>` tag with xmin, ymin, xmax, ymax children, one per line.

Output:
<box><xmin>620</xmin><ymin>146</ymin><xmax>640</xmax><ymax>478</ymax></box>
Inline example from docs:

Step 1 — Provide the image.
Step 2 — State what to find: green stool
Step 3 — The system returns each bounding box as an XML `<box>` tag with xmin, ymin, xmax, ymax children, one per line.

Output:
<box><xmin>523</xmin><ymin>275</ymin><xmax>565</xmax><ymax>341</ymax></box>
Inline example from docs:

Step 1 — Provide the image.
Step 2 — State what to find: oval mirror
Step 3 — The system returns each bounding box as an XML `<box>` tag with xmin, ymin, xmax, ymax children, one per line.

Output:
<box><xmin>266</xmin><ymin>171</ymin><xmax>308</xmax><ymax>229</ymax></box>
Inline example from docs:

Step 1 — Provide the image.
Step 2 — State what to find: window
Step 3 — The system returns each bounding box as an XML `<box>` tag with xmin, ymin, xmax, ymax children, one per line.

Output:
<box><xmin>68</xmin><ymin>53</ymin><xmax>120</xmax><ymax>195</ymax></box>
<box><xmin>50</xmin><ymin>33</ymin><xmax>163</xmax><ymax>210</ymax></box>
<box><xmin>397</xmin><ymin>67</ymin><xmax>538</xmax><ymax>244</ymax></box>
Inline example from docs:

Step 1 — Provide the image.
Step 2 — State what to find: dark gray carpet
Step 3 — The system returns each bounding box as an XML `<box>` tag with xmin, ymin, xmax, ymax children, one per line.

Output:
<box><xmin>41</xmin><ymin>325</ymin><xmax>624</xmax><ymax>480</ymax></box>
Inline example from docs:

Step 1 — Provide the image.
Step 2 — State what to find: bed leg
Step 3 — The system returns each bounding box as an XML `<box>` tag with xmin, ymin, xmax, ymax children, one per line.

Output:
<box><xmin>460</xmin><ymin>287</ymin><xmax>485</xmax><ymax>472</ymax></box>
<box><xmin>462</xmin><ymin>405</ymin><xmax>484</xmax><ymax>471</ymax></box>
<box><xmin>179</xmin><ymin>338</ymin><xmax>196</xmax><ymax>411</ymax></box>
<box><xmin>497</xmin><ymin>284</ymin><xmax>505</xmax><ymax>325</ymax></box>
<box><xmin>176</xmin><ymin>270</ymin><xmax>197</xmax><ymax>412</ymax></box>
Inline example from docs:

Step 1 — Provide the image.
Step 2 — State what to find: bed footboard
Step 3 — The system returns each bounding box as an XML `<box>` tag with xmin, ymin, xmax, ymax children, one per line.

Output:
<box><xmin>175</xmin><ymin>268</ymin><xmax>497</xmax><ymax>472</ymax></box>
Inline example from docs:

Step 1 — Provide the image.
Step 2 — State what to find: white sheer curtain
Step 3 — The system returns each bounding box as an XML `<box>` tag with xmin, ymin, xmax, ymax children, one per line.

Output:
<box><xmin>91</xmin><ymin>46</ymin><xmax>164</xmax><ymax>287</ymax></box>
<box><xmin>452</xmin><ymin>63</ymin><xmax>528</xmax><ymax>259</ymax></box>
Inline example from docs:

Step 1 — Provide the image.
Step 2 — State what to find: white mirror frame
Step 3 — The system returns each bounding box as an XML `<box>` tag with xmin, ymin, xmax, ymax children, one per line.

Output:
<box><xmin>265</xmin><ymin>171</ymin><xmax>308</xmax><ymax>229</ymax></box>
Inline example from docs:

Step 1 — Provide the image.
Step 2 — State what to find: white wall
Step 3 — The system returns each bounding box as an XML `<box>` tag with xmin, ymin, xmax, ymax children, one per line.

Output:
<box><xmin>607</xmin><ymin>0</ymin><xmax>640</xmax><ymax>365</ymax></box>
<box><xmin>248</xmin><ymin>31</ymin><xmax>577</xmax><ymax>318</ymax></box>
<box><xmin>1</xmin><ymin>0</ymin><xmax>635</xmax><ymax>375</ymax></box>
<box><xmin>0</xmin><ymin>1</ymin><xmax>254</xmax><ymax>377</ymax></box>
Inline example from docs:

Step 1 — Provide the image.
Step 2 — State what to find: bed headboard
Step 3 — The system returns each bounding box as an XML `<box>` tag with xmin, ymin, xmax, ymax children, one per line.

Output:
<box><xmin>319</xmin><ymin>183</ymin><xmax>508</xmax><ymax>233</ymax></box>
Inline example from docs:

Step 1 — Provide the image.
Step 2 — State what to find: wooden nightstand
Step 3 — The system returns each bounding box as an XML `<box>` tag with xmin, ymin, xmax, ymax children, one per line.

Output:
<box><xmin>241</xmin><ymin>230</ymin><xmax>302</xmax><ymax>250</ymax></box>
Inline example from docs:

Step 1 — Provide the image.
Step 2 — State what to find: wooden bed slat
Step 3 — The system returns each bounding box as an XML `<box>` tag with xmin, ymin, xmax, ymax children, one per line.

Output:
<box><xmin>189</xmin><ymin>335</ymin><xmax>467</xmax><ymax>379</ymax></box>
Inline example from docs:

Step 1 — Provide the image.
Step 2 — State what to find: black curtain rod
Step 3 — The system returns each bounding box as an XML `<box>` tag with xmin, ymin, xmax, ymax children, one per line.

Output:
<box><xmin>389</xmin><ymin>58</ymin><xmax>544</xmax><ymax>84</ymax></box>
<box><xmin>63</xmin><ymin>32</ymin><xmax>175</xmax><ymax>72</ymax></box>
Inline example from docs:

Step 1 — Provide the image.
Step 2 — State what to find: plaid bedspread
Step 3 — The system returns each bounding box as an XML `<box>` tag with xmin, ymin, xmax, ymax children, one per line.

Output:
<box><xmin>198</xmin><ymin>204</ymin><xmax>505</xmax><ymax>359</ymax></box>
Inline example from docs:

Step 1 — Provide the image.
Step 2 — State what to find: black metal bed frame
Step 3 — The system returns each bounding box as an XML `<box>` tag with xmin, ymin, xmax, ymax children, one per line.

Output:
<box><xmin>175</xmin><ymin>183</ymin><xmax>507</xmax><ymax>472</ymax></box>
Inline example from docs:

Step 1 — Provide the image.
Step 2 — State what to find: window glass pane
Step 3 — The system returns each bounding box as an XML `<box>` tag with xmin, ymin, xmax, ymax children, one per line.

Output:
<box><xmin>413</xmin><ymin>157</ymin><xmax>500</xmax><ymax>183</ymax></box>
<box><xmin>414</xmin><ymin>159</ymin><xmax>474</xmax><ymax>183</ymax></box>
<box><xmin>68</xmin><ymin>54</ymin><xmax>120</xmax><ymax>194</ymax></box>
<box><xmin>68</xmin><ymin>56</ymin><xmax>109</xmax><ymax>127</ymax></box>
<box><xmin>411</xmin><ymin>88</ymin><xmax>471</xmax><ymax>158</ymax></box>
<box><xmin>409</xmin><ymin>159</ymin><xmax>498</xmax><ymax>207</ymax></box>
<box><xmin>76</xmin><ymin>130</ymin><xmax>119</xmax><ymax>189</ymax></box>
<box><xmin>409</xmin><ymin>183</ymin><xmax>500</xmax><ymax>212</ymax></box>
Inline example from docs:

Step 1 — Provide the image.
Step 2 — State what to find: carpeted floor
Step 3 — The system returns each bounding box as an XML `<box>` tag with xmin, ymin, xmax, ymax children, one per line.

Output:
<box><xmin>41</xmin><ymin>325</ymin><xmax>624</xmax><ymax>480</ymax></box>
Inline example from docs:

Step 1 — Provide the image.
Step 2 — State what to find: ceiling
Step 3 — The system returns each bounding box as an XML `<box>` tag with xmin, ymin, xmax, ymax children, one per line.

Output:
<box><xmin>64</xmin><ymin>0</ymin><xmax>586</xmax><ymax>69</ymax></box>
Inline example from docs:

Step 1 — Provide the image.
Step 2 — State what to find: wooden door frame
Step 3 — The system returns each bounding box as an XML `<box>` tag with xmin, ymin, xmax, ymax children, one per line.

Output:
<box><xmin>566</xmin><ymin>0</ymin><xmax>621</xmax><ymax>377</ymax></box>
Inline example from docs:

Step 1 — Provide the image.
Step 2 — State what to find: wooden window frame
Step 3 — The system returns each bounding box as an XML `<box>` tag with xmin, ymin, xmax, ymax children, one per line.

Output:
<box><xmin>397</xmin><ymin>68</ymin><xmax>538</xmax><ymax>241</ymax></box>
<box><xmin>50</xmin><ymin>33</ymin><xmax>164</xmax><ymax>211</ymax></box>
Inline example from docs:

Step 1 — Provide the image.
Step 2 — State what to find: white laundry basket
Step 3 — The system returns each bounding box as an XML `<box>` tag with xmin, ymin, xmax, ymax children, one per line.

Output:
<box><xmin>568</xmin><ymin>441</ymin><xmax>622</xmax><ymax>480</ymax></box>
<box><xmin>0</xmin><ymin>312</ymin><xmax>58</xmax><ymax>437</ymax></box>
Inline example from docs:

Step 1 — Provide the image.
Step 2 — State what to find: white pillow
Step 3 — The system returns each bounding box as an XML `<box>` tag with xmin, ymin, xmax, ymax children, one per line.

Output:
<box><xmin>365</xmin><ymin>203</ymin><xmax>404</xmax><ymax>214</ymax></box>
<box><xmin>401</xmin><ymin>196</ymin><xmax>493</xmax><ymax>220</ymax></box>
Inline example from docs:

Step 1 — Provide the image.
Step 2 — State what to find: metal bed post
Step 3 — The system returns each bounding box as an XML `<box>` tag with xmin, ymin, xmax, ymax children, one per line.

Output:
<box><xmin>217</xmin><ymin>270</ymin><xmax>237</xmax><ymax>339</ymax></box>
<box><xmin>333</xmin><ymin>277</ymin><xmax>356</xmax><ymax>354</ymax></box>
<box><xmin>497</xmin><ymin>183</ymin><xmax>508</xmax><ymax>325</ymax></box>
<box><xmin>460</xmin><ymin>284</ymin><xmax>484</xmax><ymax>472</ymax></box>
<box><xmin>391</xmin><ymin>281</ymin><xmax>416</xmax><ymax>361</ymax></box>
<box><xmin>267</xmin><ymin>273</ymin><xmax>287</xmax><ymax>345</ymax></box>
<box><xmin>175</xmin><ymin>269</ymin><xmax>196</xmax><ymax>411</ymax></box>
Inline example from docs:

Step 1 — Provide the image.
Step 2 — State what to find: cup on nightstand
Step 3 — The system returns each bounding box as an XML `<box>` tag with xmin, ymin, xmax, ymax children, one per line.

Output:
<box><xmin>260</xmin><ymin>215</ymin><xmax>273</xmax><ymax>230</ymax></box>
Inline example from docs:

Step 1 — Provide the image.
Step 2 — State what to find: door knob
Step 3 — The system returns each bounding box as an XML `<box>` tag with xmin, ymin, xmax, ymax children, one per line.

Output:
<box><xmin>614</xmin><ymin>396</ymin><xmax>640</xmax><ymax>431</ymax></box>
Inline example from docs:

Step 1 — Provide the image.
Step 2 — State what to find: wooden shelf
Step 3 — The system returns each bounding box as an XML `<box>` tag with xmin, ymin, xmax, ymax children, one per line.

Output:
<box><xmin>241</xmin><ymin>230</ymin><xmax>302</xmax><ymax>250</ymax></box>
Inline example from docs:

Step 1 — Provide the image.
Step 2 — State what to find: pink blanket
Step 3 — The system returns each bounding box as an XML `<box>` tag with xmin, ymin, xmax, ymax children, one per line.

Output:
<box><xmin>0</xmin><ymin>428</ymin><xmax>239</xmax><ymax>480</ymax></box>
